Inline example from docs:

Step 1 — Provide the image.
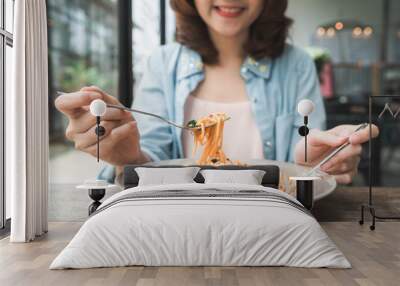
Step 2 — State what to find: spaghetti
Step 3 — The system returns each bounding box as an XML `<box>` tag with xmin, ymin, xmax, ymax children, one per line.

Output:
<box><xmin>187</xmin><ymin>113</ymin><xmax>240</xmax><ymax>165</ymax></box>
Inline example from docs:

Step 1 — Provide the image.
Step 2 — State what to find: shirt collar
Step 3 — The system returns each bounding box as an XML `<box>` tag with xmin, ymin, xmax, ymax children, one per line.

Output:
<box><xmin>241</xmin><ymin>56</ymin><xmax>272</xmax><ymax>79</ymax></box>
<box><xmin>177</xmin><ymin>46</ymin><xmax>272</xmax><ymax>81</ymax></box>
<box><xmin>177</xmin><ymin>47</ymin><xmax>204</xmax><ymax>81</ymax></box>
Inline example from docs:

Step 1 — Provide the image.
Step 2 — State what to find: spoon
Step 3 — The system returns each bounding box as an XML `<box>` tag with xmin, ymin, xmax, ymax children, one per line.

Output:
<box><xmin>57</xmin><ymin>92</ymin><xmax>229</xmax><ymax>130</ymax></box>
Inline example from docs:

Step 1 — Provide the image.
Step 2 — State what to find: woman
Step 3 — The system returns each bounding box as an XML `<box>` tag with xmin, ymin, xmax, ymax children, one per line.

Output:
<box><xmin>55</xmin><ymin>0</ymin><xmax>378</xmax><ymax>184</ymax></box>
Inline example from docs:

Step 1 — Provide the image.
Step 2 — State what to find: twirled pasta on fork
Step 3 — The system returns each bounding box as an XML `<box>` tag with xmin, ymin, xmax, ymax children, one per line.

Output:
<box><xmin>187</xmin><ymin>113</ymin><xmax>241</xmax><ymax>166</ymax></box>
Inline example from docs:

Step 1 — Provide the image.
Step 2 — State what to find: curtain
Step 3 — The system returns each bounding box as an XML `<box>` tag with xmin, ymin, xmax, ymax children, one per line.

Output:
<box><xmin>9</xmin><ymin>0</ymin><xmax>49</xmax><ymax>242</ymax></box>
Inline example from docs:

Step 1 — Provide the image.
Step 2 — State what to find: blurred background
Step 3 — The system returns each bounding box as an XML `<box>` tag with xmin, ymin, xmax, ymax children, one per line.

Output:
<box><xmin>45</xmin><ymin>0</ymin><xmax>400</xmax><ymax>191</ymax></box>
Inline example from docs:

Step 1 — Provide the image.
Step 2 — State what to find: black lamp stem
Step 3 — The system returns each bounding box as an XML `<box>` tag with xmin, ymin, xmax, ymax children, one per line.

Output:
<box><xmin>96</xmin><ymin>116</ymin><xmax>100</xmax><ymax>162</ymax></box>
<box><xmin>305</xmin><ymin>132</ymin><xmax>308</xmax><ymax>162</ymax></box>
<box><xmin>304</xmin><ymin>116</ymin><xmax>308</xmax><ymax>163</ymax></box>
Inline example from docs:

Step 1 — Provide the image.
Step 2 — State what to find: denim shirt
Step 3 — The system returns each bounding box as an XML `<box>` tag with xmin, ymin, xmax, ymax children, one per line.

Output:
<box><xmin>98</xmin><ymin>43</ymin><xmax>326</xmax><ymax>183</ymax></box>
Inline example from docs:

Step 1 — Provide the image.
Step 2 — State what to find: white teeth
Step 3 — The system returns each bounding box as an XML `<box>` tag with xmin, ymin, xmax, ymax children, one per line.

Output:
<box><xmin>218</xmin><ymin>7</ymin><xmax>242</xmax><ymax>13</ymax></box>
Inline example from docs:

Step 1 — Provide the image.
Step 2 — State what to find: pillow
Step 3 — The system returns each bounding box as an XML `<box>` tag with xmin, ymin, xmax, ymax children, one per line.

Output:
<box><xmin>200</xmin><ymin>169</ymin><xmax>266</xmax><ymax>185</ymax></box>
<box><xmin>135</xmin><ymin>167</ymin><xmax>201</xmax><ymax>186</ymax></box>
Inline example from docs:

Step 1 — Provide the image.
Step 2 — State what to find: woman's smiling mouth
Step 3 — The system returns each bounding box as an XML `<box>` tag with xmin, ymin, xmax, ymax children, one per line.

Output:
<box><xmin>214</xmin><ymin>5</ymin><xmax>246</xmax><ymax>18</ymax></box>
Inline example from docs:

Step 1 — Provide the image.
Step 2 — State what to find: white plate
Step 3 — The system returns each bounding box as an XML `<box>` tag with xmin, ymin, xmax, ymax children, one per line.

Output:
<box><xmin>145</xmin><ymin>159</ymin><xmax>337</xmax><ymax>201</ymax></box>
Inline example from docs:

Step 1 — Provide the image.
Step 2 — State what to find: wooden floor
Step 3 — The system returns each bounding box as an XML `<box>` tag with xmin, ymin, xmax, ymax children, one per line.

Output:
<box><xmin>1</xmin><ymin>222</ymin><xmax>400</xmax><ymax>286</ymax></box>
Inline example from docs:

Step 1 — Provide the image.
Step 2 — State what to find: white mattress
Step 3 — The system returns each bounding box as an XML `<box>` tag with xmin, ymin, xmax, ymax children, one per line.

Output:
<box><xmin>50</xmin><ymin>183</ymin><xmax>350</xmax><ymax>269</ymax></box>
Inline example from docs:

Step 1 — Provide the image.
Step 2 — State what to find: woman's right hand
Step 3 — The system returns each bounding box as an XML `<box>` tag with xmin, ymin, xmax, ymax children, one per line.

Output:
<box><xmin>55</xmin><ymin>86</ymin><xmax>148</xmax><ymax>167</ymax></box>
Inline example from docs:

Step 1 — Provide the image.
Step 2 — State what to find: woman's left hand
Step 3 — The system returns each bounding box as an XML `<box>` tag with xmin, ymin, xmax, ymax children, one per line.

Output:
<box><xmin>294</xmin><ymin>124</ymin><xmax>379</xmax><ymax>184</ymax></box>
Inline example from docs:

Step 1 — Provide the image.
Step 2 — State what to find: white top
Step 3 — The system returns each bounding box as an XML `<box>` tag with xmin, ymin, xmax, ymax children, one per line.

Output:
<box><xmin>182</xmin><ymin>95</ymin><xmax>265</xmax><ymax>161</ymax></box>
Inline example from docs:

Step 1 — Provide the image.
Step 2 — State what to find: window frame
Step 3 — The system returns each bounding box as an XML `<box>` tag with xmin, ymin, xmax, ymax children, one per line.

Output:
<box><xmin>0</xmin><ymin>0</ymin><xmax>13</xmax><ymax>235</ymax></box>
<box><xmin>160</xmin><ymin>0</ymin><xmax>166</xmax><ymax>46</ymax></box>
<box><xmin>118</xmin><ymin>0</ymin><xmax>133</xmax><ymax>107</ymax></box>
<box><xmin>124</xmin><ymin>0</ymin><xmax>168</xmax><ymax>107</ymax></box>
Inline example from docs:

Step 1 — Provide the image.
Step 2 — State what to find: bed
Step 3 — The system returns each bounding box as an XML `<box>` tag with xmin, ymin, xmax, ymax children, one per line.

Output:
<box><xmin>50</xmin><ymin>165</ymin><xmax>350</xmax><ymax>269</ymax></box>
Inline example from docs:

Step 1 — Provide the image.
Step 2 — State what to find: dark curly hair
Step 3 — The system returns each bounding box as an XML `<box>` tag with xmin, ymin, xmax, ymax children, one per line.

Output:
<box><xmin>170</xmin><ymin>0</ymin><xmax>293</xmax><ymax>64</ymax></box>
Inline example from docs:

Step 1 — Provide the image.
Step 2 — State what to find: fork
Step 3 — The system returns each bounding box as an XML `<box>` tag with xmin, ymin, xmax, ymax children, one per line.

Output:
<box><xmin>106</xmin><ymin>103</ymin><xmax>198</xmax><ymax>130</ymax></box>
<box><xmin>57</xmin><ymin>91</ymin><xmax>229</xmax><ymax>130</ymax></box>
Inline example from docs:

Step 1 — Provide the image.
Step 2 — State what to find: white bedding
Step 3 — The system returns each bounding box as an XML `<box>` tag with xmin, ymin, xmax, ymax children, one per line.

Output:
<box><xmin>50</xmin><ymin>183</ymin><xmax>350</xmax><ymax>269</ymax></box>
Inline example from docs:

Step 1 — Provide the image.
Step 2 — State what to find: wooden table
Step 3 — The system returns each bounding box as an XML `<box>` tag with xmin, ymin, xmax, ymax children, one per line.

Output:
<box><xmin>313</xmin><ymin>186</ymin><xmax>400</xmax><ymax>222</ymax></box>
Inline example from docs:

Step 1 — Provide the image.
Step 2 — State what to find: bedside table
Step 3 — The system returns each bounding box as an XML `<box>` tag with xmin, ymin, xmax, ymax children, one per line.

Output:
<box><xmin>77</xmin><ymin>180</ymin><xmax>115</xmax><ymax>215</ymax></box>
<box><xmin>289</xmin><ymin>176</ymin><xmax>321</xmax><ymax>210</ymax></box>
